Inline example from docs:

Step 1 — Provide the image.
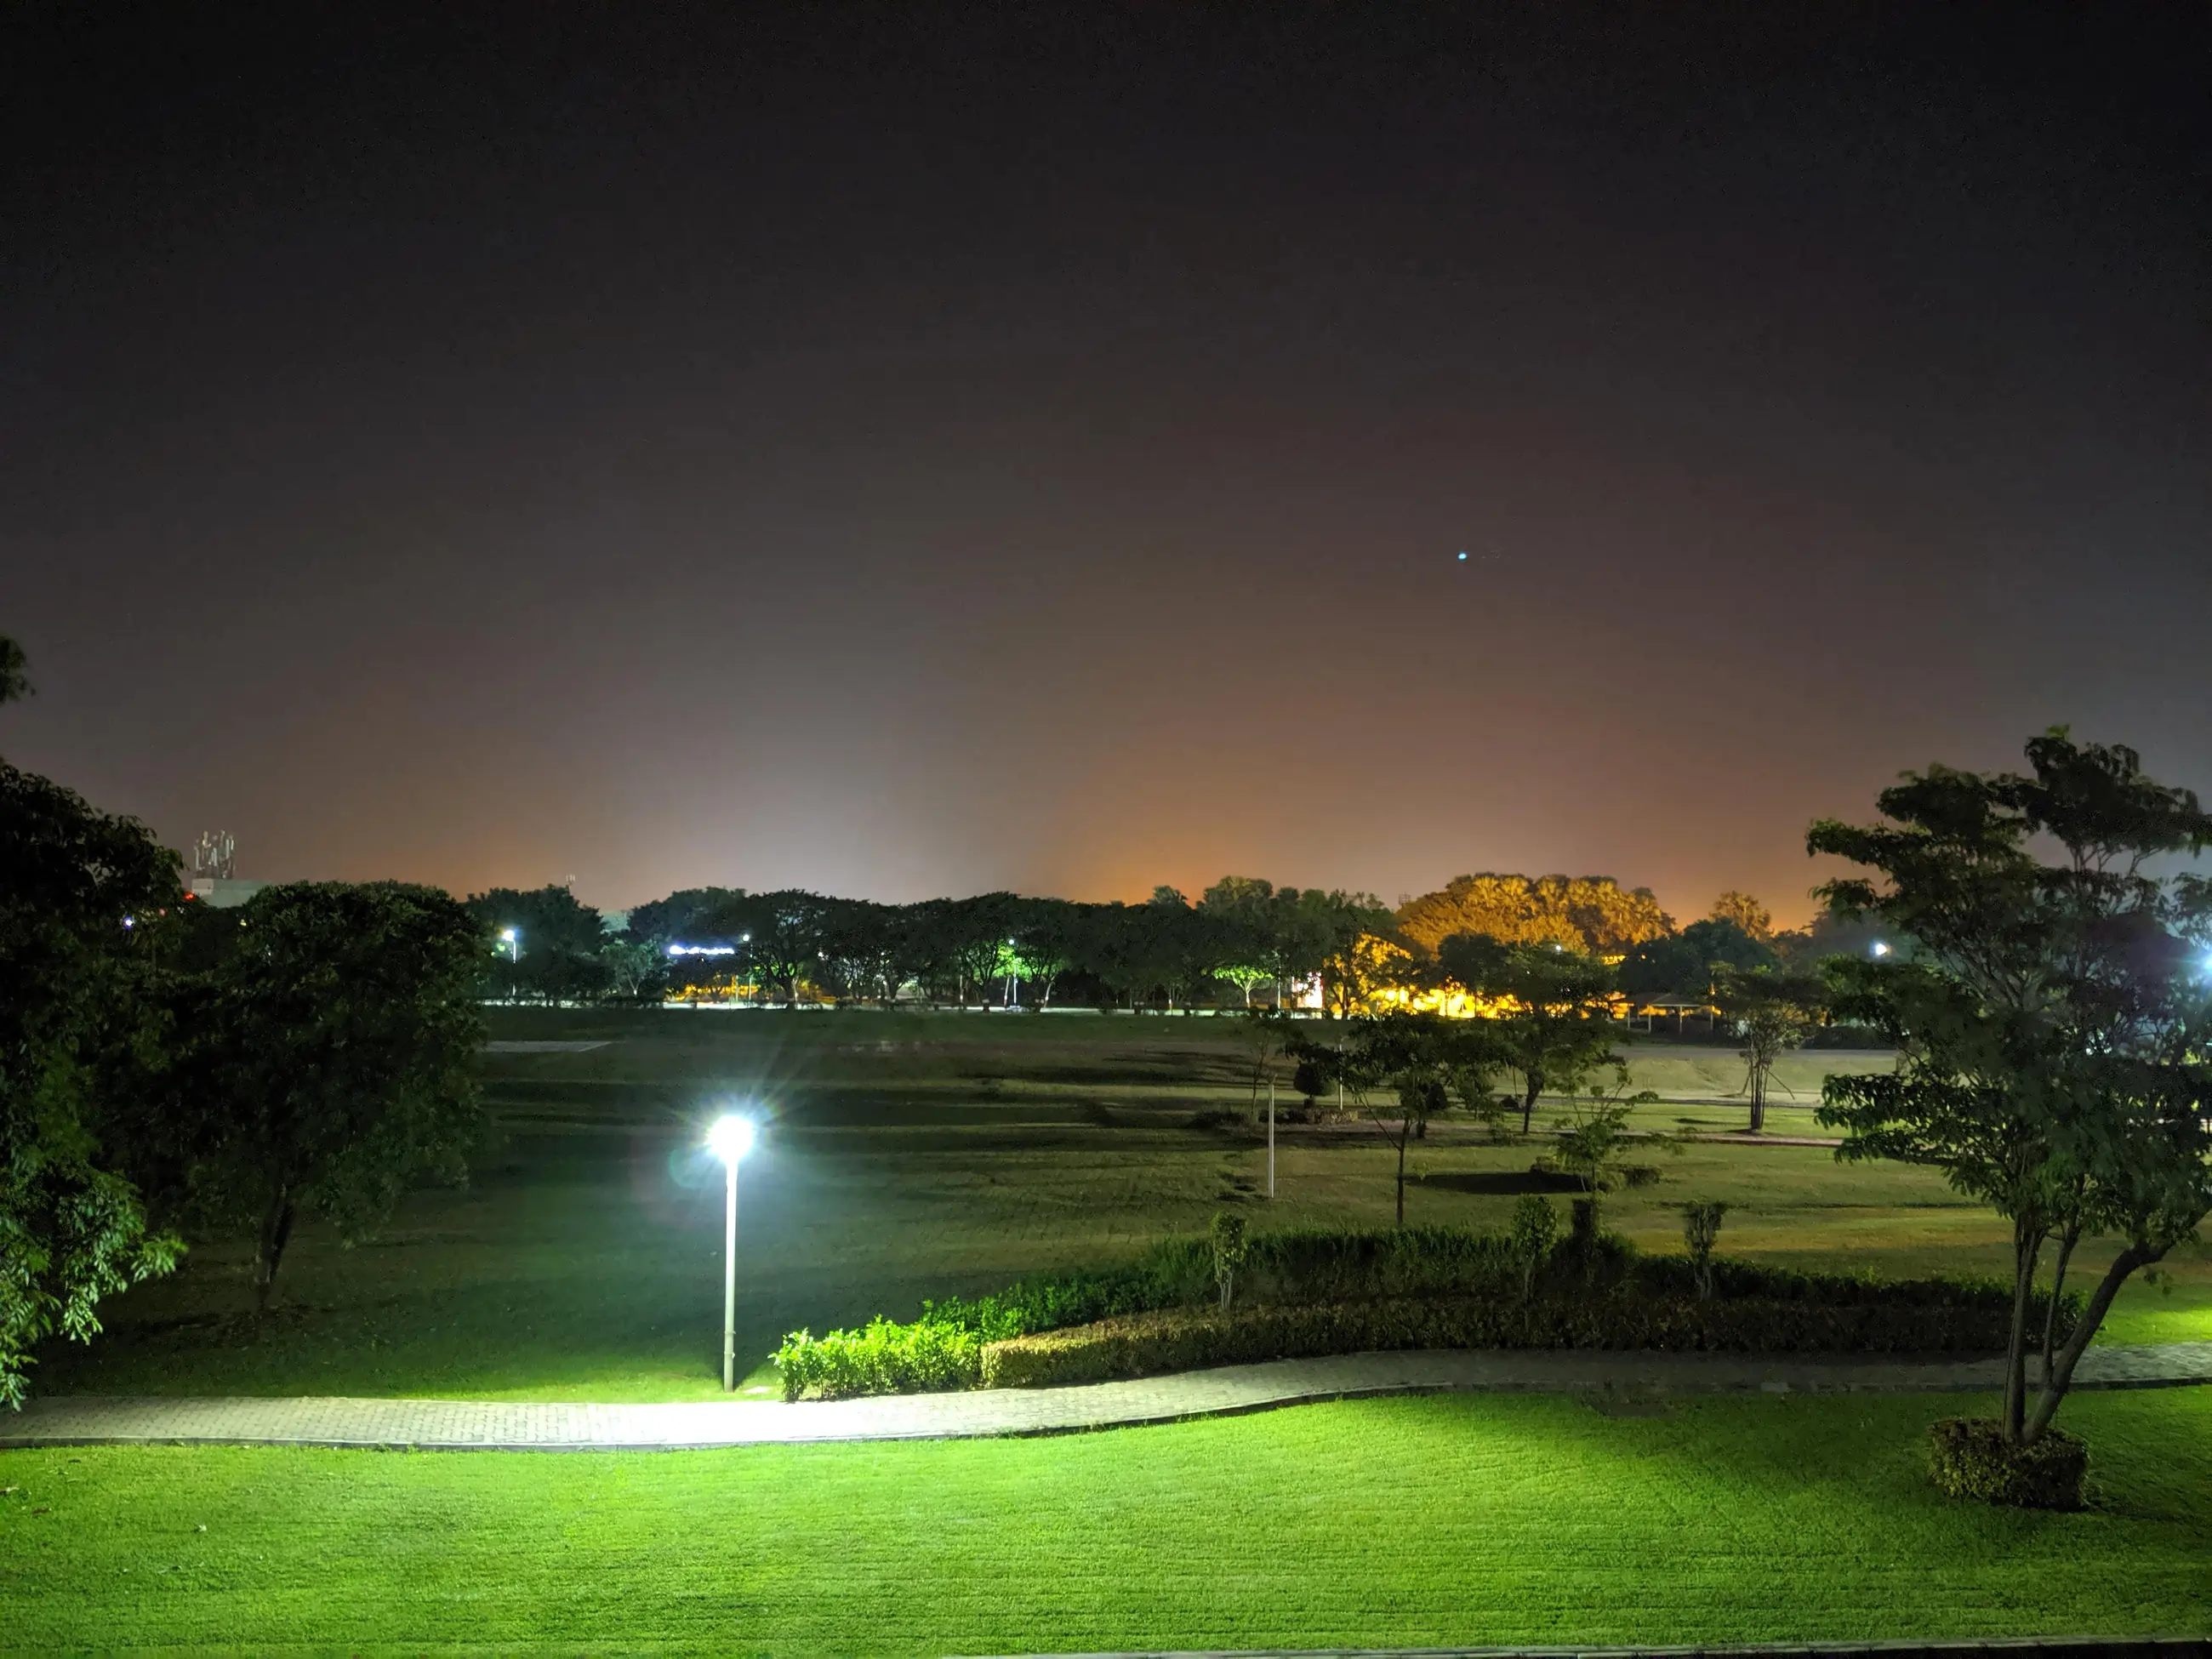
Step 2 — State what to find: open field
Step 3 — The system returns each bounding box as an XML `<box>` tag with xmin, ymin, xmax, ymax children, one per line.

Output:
<box><xmin>3</xmin><ymin>1388</ymin><xmax>2209</xmax><ymax>1651</ymax></box>
<box><xmin>31</xmin><ymin>1007</ymin><xmax>2210</xmax><ymax>1403</ymax></box>
<box><xmin>16</xmin><ymin>1008</ymin><xmax>2212</xmax><ymax>1654</ymax></box>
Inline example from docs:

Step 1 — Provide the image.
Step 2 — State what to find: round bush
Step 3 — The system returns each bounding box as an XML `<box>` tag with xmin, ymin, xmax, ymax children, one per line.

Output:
<box><xmin>1926</xmin><ymin>1416</ymin><xmax>2088</xmax><ymax>1509</ymax></box>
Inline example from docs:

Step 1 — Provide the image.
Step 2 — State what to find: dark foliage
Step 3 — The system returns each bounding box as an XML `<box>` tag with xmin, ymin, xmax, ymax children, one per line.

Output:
<box><xmin>1</xmin><ymin>647</ymin><xmax>185</xmax><ymax>1405</ymax></box>
<box><xmin>774</xmin><ymin>1222</ymin><xmax>2061</xmax><ymax>1400</ymax></box>
<box><xmin>982</xmin><ymin>1288</ymin><xmax>2037</xmax><ymax>1389</ymax></box>
<box><xmin>1926</xmin><ymin>1416</ymin><xmax>2089</xmax><ymax>1509</ymax></box>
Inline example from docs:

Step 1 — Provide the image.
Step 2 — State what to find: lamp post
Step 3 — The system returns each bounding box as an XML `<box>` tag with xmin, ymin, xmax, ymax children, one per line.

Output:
<box><xmin>706</xmin><ymin>1113</ymin><xmax>756</xmax><ymax>1390</ymax></box>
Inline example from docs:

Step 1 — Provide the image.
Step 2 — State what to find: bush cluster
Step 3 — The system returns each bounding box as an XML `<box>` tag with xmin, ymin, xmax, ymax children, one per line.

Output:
<box><xmin>770</xmin><ymin>1318</ymin><xmax>986</xmax><ymax>1400</ymax></box>
<box><xmin>772</xmin><ymin>1266</ymin><xmax>1166</xmax><ymax>1399</ymax></box>
<box><xmin>1925</xmin><ymin>1416</ymin><xmax>2089</xmax><ymax>1510</ymax></box>
<box><xmin>979</xmin><ymin>1291</ymin><xmax>2033</xmax><ymax>1389</ymax></box>
<box><xmin>773</xmin><ymin>1222</ymin><xmax>2068</xmax><ymax>1400</ymax></box>
<box><xmin>773</xmin><ymin>1227</ymin><xmax>1529</xmax><ymax>1398</ymax></box>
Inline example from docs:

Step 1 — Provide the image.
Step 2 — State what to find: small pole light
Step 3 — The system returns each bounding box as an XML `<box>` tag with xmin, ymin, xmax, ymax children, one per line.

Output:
<box><xmin>706</xmin><ymin>1113</ymin><xmax>757</xmax><ymax>1390</ymax></box>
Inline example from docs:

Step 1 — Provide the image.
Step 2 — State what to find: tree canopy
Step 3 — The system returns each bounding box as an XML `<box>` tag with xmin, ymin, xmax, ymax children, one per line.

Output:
<box><xmin>1713</xmin><ymin>966</ymin><xmax>1827</xmax><ymax>1132</ymax></box>
<box><xmin>144</xmin><ymin>883</ymin><xmax>489</xmax><ymax>1312</ymax></box>
<box><xmin>0</xmin><ymin>636</ymin><xmax>183</xmax><ymax>1405</ymax></box>
<box><xmin>1708</xmin><ymin>891</ymin><xmax>1774</xmax><ymax>940</ymax></box>
<box><xmin>1810</xmin><ymin>728</ymin><xmax>2212</xmax><ymax>1446</ymax></box>
<box><xmin>1396</xmin><ymin>873</ymin><xmax>1672</xmax><ymax>958</ymax></box>
<box><xmin>1617</xmin><ymin>917</ymin><xmax>1778</xmax><ymax>998</ymax></box>
<box><xmin>465</xmin><ymin>884</ymin><xmax>609</xmax><ymax>1001</ymax></box>
<box><xmin>1434</xmin><ymin>934</ymin><xmax>1622</xmax><ymax>1131</ymax></box>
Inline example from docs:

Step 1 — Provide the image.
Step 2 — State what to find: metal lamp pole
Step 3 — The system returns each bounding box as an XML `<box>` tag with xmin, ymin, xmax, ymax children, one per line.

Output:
<box><xmin>722</xmin><ymin>1153</ymin><xmax>739</xmax><ymax>1390</ymax></box>
<box><xmin>706</xmin><ymin>1115</ymin><xmax>755</xmax><ymax>1391</ymax></box>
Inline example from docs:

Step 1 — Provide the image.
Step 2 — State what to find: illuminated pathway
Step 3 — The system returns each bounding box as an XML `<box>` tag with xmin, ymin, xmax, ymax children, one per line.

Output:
<box><xmin>7</xmin><ymin>1343</ymin><xmax>2209</xmax><ymax>1451</ymax></box>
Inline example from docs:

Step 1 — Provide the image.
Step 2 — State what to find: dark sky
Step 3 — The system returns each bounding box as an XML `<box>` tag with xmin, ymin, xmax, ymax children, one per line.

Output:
<box><xmin>6</xmin><ymin>5</ymin><xmax>2208</xmax><ymax>923</ymax></box>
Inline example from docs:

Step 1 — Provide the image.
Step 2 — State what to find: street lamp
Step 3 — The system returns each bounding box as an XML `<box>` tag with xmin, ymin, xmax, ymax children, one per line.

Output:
<box><xmin>706</xmin><ymin>1112</ymin><xmax>757</xmax><ymax>1390</ymax></box>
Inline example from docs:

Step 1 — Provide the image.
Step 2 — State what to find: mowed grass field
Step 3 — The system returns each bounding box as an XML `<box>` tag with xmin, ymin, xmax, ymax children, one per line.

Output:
<box><xmin>34</xmin><ymin>1006</ymin><xmax>2209</xmax><ymax>1403</ymax></box>
<box><xmin>14</xmin><ymin>1009</ymin><xmax>2212</xmax><ymax>1652</ymax></box>
<box><xmin>3</xmin><ymin>1390</ymin><xmax>2209</xmax><ymax>1651</ymax></box>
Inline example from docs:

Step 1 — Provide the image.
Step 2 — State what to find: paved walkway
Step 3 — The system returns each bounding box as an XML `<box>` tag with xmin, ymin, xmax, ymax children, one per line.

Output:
<box><xmin>7</xmin><ymin>1343</ymin><xmax>2208</xmax><ymax>1451</ymax></box>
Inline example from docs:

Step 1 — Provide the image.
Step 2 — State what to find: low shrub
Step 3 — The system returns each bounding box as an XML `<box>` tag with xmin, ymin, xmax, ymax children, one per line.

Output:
<box><xmin>981</xmin><ymin>1291</ymin><xmax>2031</xmax><ymax>1390</ymax></box>
<box><xmin>772</xmin><ymin>1319</ymin><xmax>985</xmax><ymax>1400</ymax></box>
<box><xmin>774</xmin><ymin>1264</ymin><xmax>1175</xmax><ymax>1399</ymax></box>
<box><xmin>1926</xmin><ymin>1417</ymin><xmax>2088</xmax><ymax>1510</ymax></box>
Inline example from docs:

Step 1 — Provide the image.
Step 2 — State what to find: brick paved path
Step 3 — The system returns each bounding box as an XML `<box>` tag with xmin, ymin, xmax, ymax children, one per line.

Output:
<box><xmin>6</xmin><ymin>1343</ymin><xmax>2207</xmax><ymax>1451</ymax></box>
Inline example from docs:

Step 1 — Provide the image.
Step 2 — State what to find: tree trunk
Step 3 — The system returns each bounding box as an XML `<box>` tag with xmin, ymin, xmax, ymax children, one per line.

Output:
<box><xmin>254</xmin><ymin>1190</ymin><xmax>297</xmax><ymax>1316</ymax></box>
<box><xmin>1395</xmin><ymin>1123</ymin><xmax>1408</xmax><ymax>1227</ymax></box>
<box><xmin>2041</xmin><ymin>1223</ymin><xmax>2080</xmax><ymax>1385</ymax></box>
<box><xmin>2002</xmin><ymin>1212</ymin><xmax>2044</xmax><ymax>1444</ymax></box>
<box><xmin>1748</xmin><ymin>1064</ymin><xmax>1766</xmax><ymax>1134</ymax></box>
<box><xmin>1520</xmin><ymin>1074</ymin><xmax>1541</xmax><ymax>1134</ymax></box>
<box><xmin>2025</xmin><ymin>1241</ymin><xmax>2155</xmax><ymax>1443</ymax></box>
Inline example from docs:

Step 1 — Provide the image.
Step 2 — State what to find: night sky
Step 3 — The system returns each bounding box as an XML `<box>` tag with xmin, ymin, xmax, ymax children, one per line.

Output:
<box><xmin>7</xmin><ymin>6</ymin><xmax>2208</xmax><ymax>923</ymax></box>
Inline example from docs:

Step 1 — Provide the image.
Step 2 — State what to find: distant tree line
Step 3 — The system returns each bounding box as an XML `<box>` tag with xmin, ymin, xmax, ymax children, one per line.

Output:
<box><xmin>465</xmin><ymin>870</ymin><xmax>1870</xmax><ymax>1023</ymax></box>
<box><xmin>465</xmin><ymin>880</ymin><xmax>1395</xmax><ymax>1014</ymax></box>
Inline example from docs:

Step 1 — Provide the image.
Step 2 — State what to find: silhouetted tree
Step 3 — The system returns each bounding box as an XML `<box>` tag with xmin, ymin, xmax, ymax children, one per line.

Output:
<box><xmin>0</xmin><ymin>636</ymin><xmax>183</xmax><ymax>1405</ymax></box>
<box><xmin>1435</xmin><ymin>934</ymin><xmax>1622</xmax><ymax>1131</ymax></box>
<box><xmin>1812</xmin><ymin>728</ymin><xmax>2212</xmax><ymax>1451</ymax></box>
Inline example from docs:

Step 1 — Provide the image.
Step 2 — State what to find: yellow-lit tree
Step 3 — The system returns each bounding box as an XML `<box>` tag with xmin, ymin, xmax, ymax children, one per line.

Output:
<box><xmin>1709</xmin><ymin>891</ymin><xmax>1774</xmax><ymax>941</ymax></box>
<box><xmin>1397</xmin><ymin>874</ymin><xmax>1670</xmax><ymax>958</ymax></box>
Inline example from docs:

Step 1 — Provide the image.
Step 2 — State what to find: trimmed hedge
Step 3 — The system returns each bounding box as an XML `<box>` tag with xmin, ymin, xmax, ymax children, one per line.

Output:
<box><xmin>774</xmin><ymin>1222</ymin><xmax>2072</xmax><ymax>1400</ymax></box>
<box><xmin>771</xmin><ymin>1318</ymin><xmax>985</xmax><ymax>1401</ymax></box>
<box><xmin>980</xmin><ymin>1293</ymin><xmax>2031</xmax><ymax>1390</ymax></box>
<box><xmin>1927</xmin><ymin>1416</ymin><xmax>2089</xmax><ymax>1509</ymax></box>
<box><xmin>772</xmin><ymin>1267</ymin><xmax>1175</xmax><ymax>1399</ymax></box>
<box><xmin>773</xmin><ymin>1227</ymin><xmax>1525</xmax><ymax>1400</ymax></box>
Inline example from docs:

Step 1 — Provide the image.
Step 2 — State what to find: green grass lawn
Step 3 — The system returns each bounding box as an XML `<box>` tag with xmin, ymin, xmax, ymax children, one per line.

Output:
<box><xmin>14</xmin><ymin>1007</ymin><xmax>2211</xmax><ymax>1653</ymax></box>
<box><xmin>28</xmin><ymin>1007</ymin><xmax>2210</xmax><ymax>1403</ymax></box>
<box><xmin>3</xmin><ymin>1388</ymin><xmax>2207</xmax><ymax>1653</ymax></box>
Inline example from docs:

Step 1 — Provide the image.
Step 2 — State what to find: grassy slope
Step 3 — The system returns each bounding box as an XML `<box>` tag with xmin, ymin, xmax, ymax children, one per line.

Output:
<box><xmin>28</xmin><ymin>1008</ymin><xmax>2209</xmax><ymax>1403</ymax></box>
<box><xmin>3</xmin><ymin>1390</ymin><xmax>2208</xmax><ymax>1653</ymax></box>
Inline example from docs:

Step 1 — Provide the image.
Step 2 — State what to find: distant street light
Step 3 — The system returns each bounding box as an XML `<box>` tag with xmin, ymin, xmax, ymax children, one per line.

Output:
<box><xmin>1871</xmin><ymin>941</ymin><xmax>1891</xmax><ymax>958</ymax></box>
<box><xmin>706</xmin><ymin>1112</ymin><xmax>758</xmax><ymax>1390</ymax></box>
<box><xmin>500</xmin><ymin>926</ymin><xmax>520</xmax><ymax>963</ymax></box>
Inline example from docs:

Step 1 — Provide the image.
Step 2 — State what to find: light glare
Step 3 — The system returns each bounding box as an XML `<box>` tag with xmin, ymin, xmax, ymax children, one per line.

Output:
<box><xmin>707</xmin><ymin>1114</ymin><xmax>756</xmax><ymax>1164</ymax></box>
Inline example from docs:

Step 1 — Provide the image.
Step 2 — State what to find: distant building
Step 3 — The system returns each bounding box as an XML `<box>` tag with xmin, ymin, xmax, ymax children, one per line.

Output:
<box><xmin>184</xmin><ymin>828</ymin><xmax>269</xmax><ymax>908</ymax></box>
<box><xmin>186</xmin><ymin>878</ymin><xmax>271</xmax><ymax>909</ymax></box>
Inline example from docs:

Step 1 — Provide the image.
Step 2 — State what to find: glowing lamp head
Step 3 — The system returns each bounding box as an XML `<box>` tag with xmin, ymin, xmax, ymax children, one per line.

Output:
<box><xmin>707</xmin><ymin>1114</ymin><xmax>756</xmax><ymax>1165</ymax></box>
<box><xmin>1871</xmin><ymin>941</ymin><xmax>1891</xmax><ymax>958</ymax></box>
<box><xmin>500</xmin><ymin>927</ymin><xmax>517</xmax><ymax>943</ymax></box>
